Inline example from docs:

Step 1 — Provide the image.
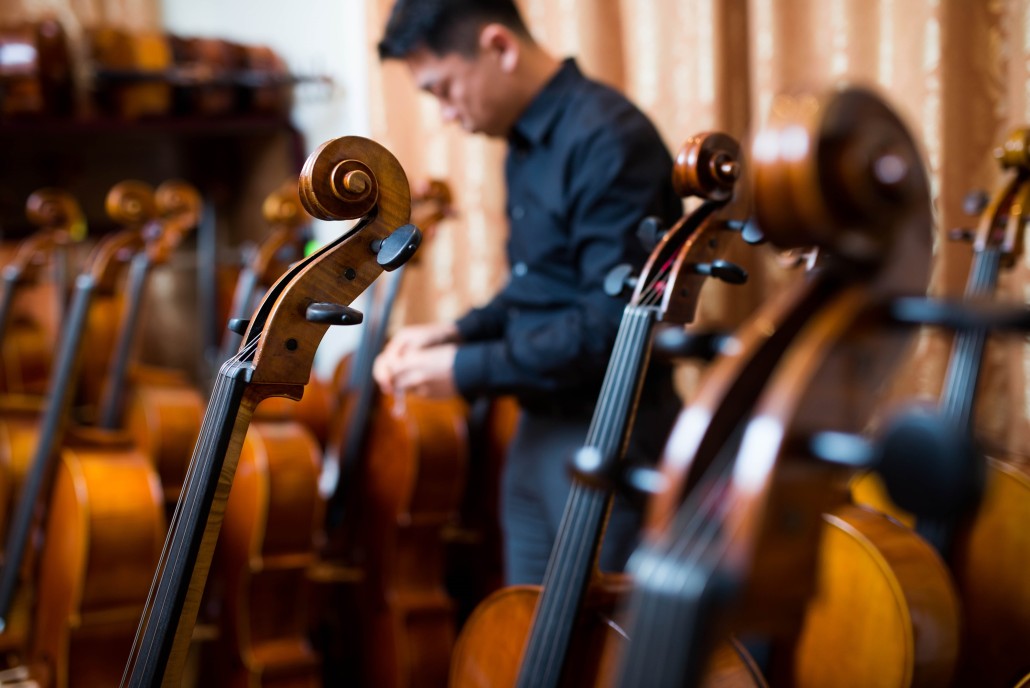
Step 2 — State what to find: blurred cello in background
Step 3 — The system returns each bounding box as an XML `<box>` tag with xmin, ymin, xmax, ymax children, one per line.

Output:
<box><xmin>852</xmin><ymin>126</ymin><xmax>1030</xmax><ymax>687</ymax></box>
<box><xmin>0</xmin><ymin>188</ymin><xmax>82</xmax><ymax>396</ymax></box>
<box><xmin>113</xmin><ymin>181</ymin><xmax>206</xmax><ymax>506</ymax></box>
<box><xmin>612</xmin><ymin>86</ymin><xmax>956</xmax><ymax>688</ymax></box>
<box><xmin>450</xmin><ymin>131</ymin><xmax>755</xmax><ymax>688</ymax></box>
<box><xmin>313</xmin><ymin>179</ymin><xmax>468</xmax><ymax>688</ymax></box>
<box><xmin>0</xmin><ymin>183</ymin><xmax>174</xmax><ymax>686</ymax></box>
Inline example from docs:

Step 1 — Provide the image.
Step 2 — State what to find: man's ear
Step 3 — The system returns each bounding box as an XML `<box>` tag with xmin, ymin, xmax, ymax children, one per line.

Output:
<box><xmin>479</xmin><ymin>23</ymin><xmax>520</xmax><ymax>73</ymax></box>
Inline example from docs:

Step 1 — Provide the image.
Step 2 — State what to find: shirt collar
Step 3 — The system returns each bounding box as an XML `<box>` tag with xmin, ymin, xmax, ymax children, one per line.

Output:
<box><xmin>509</xmin><ymin>58</ymin><xmax>581</xmax><ymax>150</ymax></box>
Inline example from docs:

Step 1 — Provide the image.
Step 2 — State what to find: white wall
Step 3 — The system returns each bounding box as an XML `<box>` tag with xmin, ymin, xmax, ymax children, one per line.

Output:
<box><xmin>162</xmin><ymin>0</ymin><xmax>374</xmax><ymax>377</ymax></box>
<box><xmin>162</xmin><ymin>0</ymin><xmax>371</xmax><ymax>147</ymax></box>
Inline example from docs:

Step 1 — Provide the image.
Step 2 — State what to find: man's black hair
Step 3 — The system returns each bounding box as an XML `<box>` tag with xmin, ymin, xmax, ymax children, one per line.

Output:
<box><xmin>378</xmin><ymin>0</ymin><xmax>531</xmax><ymax>60</ymax></box>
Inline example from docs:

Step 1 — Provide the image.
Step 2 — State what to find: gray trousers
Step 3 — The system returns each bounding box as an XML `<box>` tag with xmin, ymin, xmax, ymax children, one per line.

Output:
<box><xmin>500</xmin><ymin>410</ymin><xmax>644</xmax><ymax>586</ymax></box>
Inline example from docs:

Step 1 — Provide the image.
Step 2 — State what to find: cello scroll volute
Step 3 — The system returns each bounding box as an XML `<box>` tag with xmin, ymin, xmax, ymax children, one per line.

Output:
<box><xmin>22</xmin><ymin>189</ymin><xmax>83</xmax><ymax>276</ymax></box>
<box><xmin>153</xmin><ymin>180</ymin><xmax>202</xmax><ymax>261</ymax></box>
<box><xmin>246</xmin><ymin>136</ymin><xmax>413</xmax><ymax>392</ymax></box>
<box><xmin>728</xmin><ymin>87</ymin><xmax>936</xmax><ymax>594</ymax></box>
<box><xmin>977</xmin><ymin>129</ymin><xmax>1030</xmax><ymax>266</ymax></box>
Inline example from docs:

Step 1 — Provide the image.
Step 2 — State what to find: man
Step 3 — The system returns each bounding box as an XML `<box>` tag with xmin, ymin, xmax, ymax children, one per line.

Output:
<box><xmin>373</xmin><ymin>0</ymin><xmax>682</xmax><ymax>585</ymax></box>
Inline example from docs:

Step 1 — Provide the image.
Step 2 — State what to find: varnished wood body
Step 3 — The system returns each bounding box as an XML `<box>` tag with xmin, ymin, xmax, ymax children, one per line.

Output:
<box><xmin>334</xmin><ymin>393</ymin><xmax>468</xmax><ymax>688</ymax></box>
<box><xmin>949</xmin><ymin>458</ymin><xmax>1030</xmax><ymax>686</ymax></box>
<box><xmin>124</xmin><ymin>379</ymin><xmax>205</xmax><ymax>503</ymax></box>
<box><xmin>794</xmin><ymin>505</ymin><xmax>959</xmax><ymax>687</ymax></box>
<box><xmin>451</xmin><ymin>584</ymin><xmax>765</xmax><ymax>688</ymax></box>
<box><xmin>32</xmin><ymin>427</ymin><xmax>165</xmax><ymax>687</ymax></box>
<box><xmin>208</xmin><ymin>418</ymin><xmax>323</xmax><ymax>687</ymax></box>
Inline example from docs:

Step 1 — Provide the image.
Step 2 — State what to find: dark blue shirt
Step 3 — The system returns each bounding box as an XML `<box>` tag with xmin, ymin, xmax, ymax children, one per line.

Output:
<box><xmin>452</xmin><ymin>59</ymin><xmax>682</xmax><ymax>412</ymax></box>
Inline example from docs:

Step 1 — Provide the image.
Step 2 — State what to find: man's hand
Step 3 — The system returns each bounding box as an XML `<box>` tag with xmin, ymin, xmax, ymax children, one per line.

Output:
<box><xmin>373</xmin><ymin>322</ymin><xmax>460</xmax><ymax>396</ymax></box>
<box><xmin>382</xmin><ymin>344</ymin><xmax>458</xmax><ymax>398</ymax></box>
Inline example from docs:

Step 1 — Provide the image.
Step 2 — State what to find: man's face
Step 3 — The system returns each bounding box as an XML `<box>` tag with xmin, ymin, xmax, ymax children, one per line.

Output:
<box><xmin>404</xmin><ymin>44</ymin><xmax>514</xmax><ymax>138</ymax></box>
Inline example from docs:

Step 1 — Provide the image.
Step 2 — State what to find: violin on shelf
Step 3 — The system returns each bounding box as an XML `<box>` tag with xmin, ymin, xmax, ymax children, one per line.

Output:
<box><xmin>311</xmin><ymin>178</ymin><xmax>464</xmax><ymax>688</ymax></box>
<box><xmin>851</xmin><ymin>127</ymin><xmax>1030</xmax><ymax>686</ymax></box>
<box><xmin>449</xmin><ymin>132</ymin><xmax>755</xmax><ymax>688</ymax></box>
<box><xmin>87</xmin><ymin>27</ymin><xmax>175</xmax><ymax>120</ymax></box>
<box><xmin>611</xmin><ymin>87</ymin><xmax>956</xmax><ymax>688</ymax></box>
<box><xmin>0</xmin><ymin>17</ymin><xmax>74</xmax><ymax>119</ymax></box>
<box><xmin>0</xmin><ymin>189</ymin><xmax>83</xmax><ymax>396</ymax></box>
<box><xmin>0</xmin><ymin>186</ymin><xmax>171</xmax><ymax>686</ymax></box>
<box><xmin>119</xmin><ymin>135</ymin><xmax>418</xmax><ymax>687</ymax></box>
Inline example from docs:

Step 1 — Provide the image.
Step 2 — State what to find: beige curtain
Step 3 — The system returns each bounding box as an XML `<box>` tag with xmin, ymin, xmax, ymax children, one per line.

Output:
<box><xmin>366</xmin><ymin>0</ymin><xmax>1030</xmax><ymax>458</ymax></box>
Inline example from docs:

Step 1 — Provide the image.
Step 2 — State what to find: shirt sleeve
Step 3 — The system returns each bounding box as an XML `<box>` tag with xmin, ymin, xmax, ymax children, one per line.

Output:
<box><xmin>453</xmin><ymin>118</ymin><xmax>678</xmax><ymax>398</ymax></box>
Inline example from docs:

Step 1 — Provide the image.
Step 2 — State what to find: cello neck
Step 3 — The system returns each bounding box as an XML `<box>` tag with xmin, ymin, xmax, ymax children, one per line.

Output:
<box><xmin>0</xmin><ymin>273</ymin><xmax>97</xmax><ymax>628</ymax></box>
<box><xmin>98</xmin><ymin>251</ymin><xmax>153</xmax><ymax>429</ymax></box>
<box><xmin>516</xmin><ymin>305</ymin><xmax>657</xmax><ymax>688</ymax></box>
<box><xmin>122</xmin><ymin>358</ymin><xmax>256</xmax><ymax>687</ymax></box>
<box><xmin>939</xmin><ymin>247</ymin><xmax>1001</xmax><ymax>431</ymax></box>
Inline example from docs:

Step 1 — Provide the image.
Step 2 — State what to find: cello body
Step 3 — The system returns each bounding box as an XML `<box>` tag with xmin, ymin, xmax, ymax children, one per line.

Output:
<box><xmin>31</xmin><ymin>427</ymin><xmax>165</xmax><ymax>688</ymax></box>
<box><xmin>850</xmin><ymin>127</ymin><xmax>1030</xmax><ymax>686</ymax></box>
<box><xmin>794</xmin><ymin>505</ymin><xmax>959</xmax><ymax>687</ymax></box>
<box><xmin>451</xmin><ymin>582</ymin><xmax>765</xmax><ymax>688</ymax></box>
<box><xmin>210</xmin><ymin>418</ymin><xmax>324</xmax><ymax>687</ymax></box>
<box><xmin>355</xmin><ymin>393</ymin><xmax>468</xmax><ymax>688</ymax></box>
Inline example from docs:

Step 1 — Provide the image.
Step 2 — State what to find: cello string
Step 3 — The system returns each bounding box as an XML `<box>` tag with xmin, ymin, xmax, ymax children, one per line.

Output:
<box><xmin>124</xmin><ymin>339</ymin><xmax>255</xmax><ymax>680</ymax></box>
<box><xmin>527</xmin><ymin>294</ymin><xmax>663</xmax><ymax>677</ymax></box>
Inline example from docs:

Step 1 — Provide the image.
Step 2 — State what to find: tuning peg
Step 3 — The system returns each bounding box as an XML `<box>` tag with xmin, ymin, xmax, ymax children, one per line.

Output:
<box><xmin>604</xmin><ymin>263</ymin><xmax>638</xmax><ymax>297</ymax></box>
<box><xmin>306</xmin><ymin>302</ymin><xmax>363</xmax><ymax>326</ymax></box>
<box><xmin>888</xmin><ymin>297</ymin><xmax>1030</xmax><ymax>332</ymax></box>
<box><xmin>227</xmin><ymin>318</ymin><xmax>250</xmax><ymax>335</ymax></box>
<box><xmin>948</xmin><ymin>227</ymin><xmax>975</xmax><ymax>243</ymax></box>
<box><xmin>807</xmin><ymin>431</ymin><xmax>878</xmax><ymax>468</ymax></box>
<box><xmin>694</xmin><ymin>259</ymin><xmax>748</xmax><ymax>284</ymax></box>
<box><xmin>622</xmin><ymin>465</ymin><xmax>669</xmax><ymax>498</ymax></box>
<box><xmin>874</xmin><ymin>409</ymin><xmax>983</xmax><ymax>523</ymax></box>
<box><xmin>962</xmin><ymin>189</ymin><xmax>989</xmax><ymax>217</ymax></box>
<box><xmin>807</xmin><ymin>410</ymin><xmax>982</xmax><ymax>527</ymax></box>
<box><xmin>725</xmin><ymin>217</ymin><xmax>766</xmax><ymax>245</ymax></box>
<box><xmin>652</xmin><ymin>327</ymin><xmax>734</xmax><ymax>362</ymax></box>
<box><xmin>569</xmin><ymin>447</ymin><xmax>668</xmax><ymax>503</ymax></box>
<box><xmin>371</xmin><ymin>223</ymin><xmax>422</xmax><ymax>271</ymax></box>
<box><xmin>636</xmin><ymin>216</ymin><xmax>667</xmax><ymax>252</ymax></box>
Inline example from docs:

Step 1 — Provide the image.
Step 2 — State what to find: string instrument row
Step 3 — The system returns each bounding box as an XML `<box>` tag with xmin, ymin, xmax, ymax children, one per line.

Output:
<box><xmin>0</xmin><ymin>179</ymin><xmax>201</xmax><ymax>686</ymax></box>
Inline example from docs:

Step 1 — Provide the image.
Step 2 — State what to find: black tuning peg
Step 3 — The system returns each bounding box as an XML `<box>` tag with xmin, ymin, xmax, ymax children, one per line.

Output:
<box><xmin>306</xmin><ymin>302</ymin><xmax>363</xmax><ymax>326</ymax></box>
<box><xmin>888</xmin><ymin>297</ymin><xmax>1030</xmax><ymax>332</ymax></box>
<box><xmin>962</xmin><ymin>189</ymin><xmax>989</xmax><ymax>217</ymax></box>
<box><xmin>725</xmin><ymin>217</ymin><xmax>766</xmax><ymax>245</ymax></box>
<box><xmin>807</xmin><ymin>410</ymin><xmax>983</xmax><ymax>552</ymax></box>
<box><xmin>636</xmin><ymin>216</ymin><xmax>667</xmax><ymax>253</ymax></box>
<box><xmin>652</xmin><ymin>327</ymin><xmax>734</xmax><ymax>362</ymax></box>
<box><xmin>569</xmin><ymin>446</ymin><xmax>667</xmax><ymax>505</ymax></box>
<box><xmin>570</xmin><ymin>446</ymin><xmax>615</xmax><ymax>490</ymax></box>
<box><xmin>604</xmin><ymin>263</ymin><xmax>638</xmax><ymax>297</ymax></box>
<box><xmin>371</xmin><ymin>223</ymin><xmax>422</xmax><ymax>271</ymax></box>
<box><xmin>807</xmin><ymin>431</ymin><xmax>878</xmax><ymax>468</ymax></box>
<box><xmin>874</xmin><ymin>409</ymin><xmax>983</xmax><ymax>524</ymax></box>
<box><xmin>227</xmin><ymin>318</ymin><xmax>250</xmax><ymax>335</ymax></box>
<box><xmin>948</xmin><ymin>227</ymin><xmax>975</xmax><ymax>243</ymax></box>
<box><xmin>622</xmin><ymin>464</ymin><xmax>669</xmax><ymax>498</ymax></box>
<box><xmin>694</xmin><ymin>259</ymin><xmax>748</xmax><ymax>284</ymax></box>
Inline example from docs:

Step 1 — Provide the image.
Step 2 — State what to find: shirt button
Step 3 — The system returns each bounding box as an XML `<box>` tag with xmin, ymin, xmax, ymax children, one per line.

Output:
<box><xmin>512</xmin><ymin>262</ymin><xmax>528</xmax><ymax>276</ymax></box>
<box><xmin>511</xmin><ymin>205</ymin><xmax>525</xmax><ymax>220</ymax></box>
